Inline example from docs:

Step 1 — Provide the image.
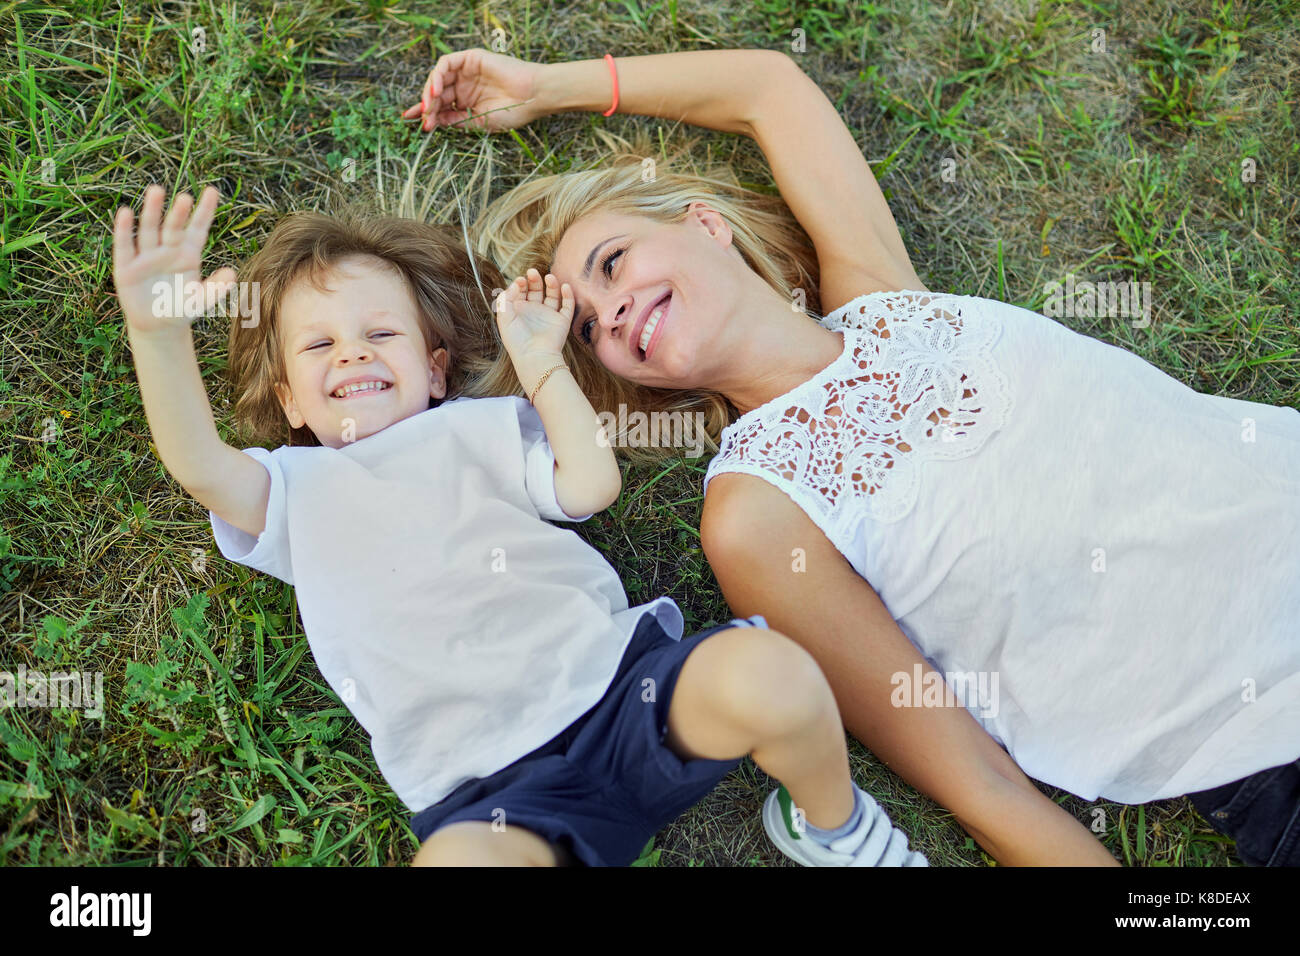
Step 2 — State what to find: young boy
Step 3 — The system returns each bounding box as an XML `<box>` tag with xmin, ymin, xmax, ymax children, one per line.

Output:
<box><xmin>113</xmin><ymin>183</ymin><xmax>929</xmax><ymax>867</ymax></box>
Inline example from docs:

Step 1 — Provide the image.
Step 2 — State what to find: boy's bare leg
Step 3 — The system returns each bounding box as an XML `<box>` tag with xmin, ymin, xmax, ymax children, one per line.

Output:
<box><xmin>412</xmin><ymin>820</ymin><xmax>573</xmax><ymax>866</ymax></box>
<box><xmin>664</xmin><ymin>626</ymin><xmax>856</xmax><ymax>829</ymax></box>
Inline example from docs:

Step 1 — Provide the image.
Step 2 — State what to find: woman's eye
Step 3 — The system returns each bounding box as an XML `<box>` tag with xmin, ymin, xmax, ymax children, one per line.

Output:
<box><xmin>602</xmin><ymin>248</ymin><xmax>623</xmax><ymax>278</ymax></box>
<box><xmin>577</xmin><ymin>247</ymin><xmax>625</xmax><ymax>344</ymax></box>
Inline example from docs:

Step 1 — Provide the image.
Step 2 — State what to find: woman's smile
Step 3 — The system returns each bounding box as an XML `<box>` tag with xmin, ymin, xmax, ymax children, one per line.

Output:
<box><xmin>638</xmin><ymin>292</ymin><xmax>670</xmax><ymax>360</ymax></box>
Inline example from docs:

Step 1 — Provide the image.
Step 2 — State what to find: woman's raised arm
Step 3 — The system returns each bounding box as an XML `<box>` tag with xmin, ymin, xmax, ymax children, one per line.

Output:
<box><xmin>535</xmin><ymin>50</ymin><xmax>926</xmax><ymax>308</ymax></box>
<box><xmin>408</xmin><ymin>49</ymin><xmax>924</xmax><ymax>307</ymax></box>
<box><xmin>701</xmin><ymin>472</ymin><xmax>1119</xmax><ymax>866</ymax></box>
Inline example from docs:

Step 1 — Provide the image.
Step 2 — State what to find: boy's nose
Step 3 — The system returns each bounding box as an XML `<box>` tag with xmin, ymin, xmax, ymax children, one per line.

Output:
<box><xmin>339</xmin><ymin>343</ymin><xmax>373</xmax><ymax>362</ymax></box>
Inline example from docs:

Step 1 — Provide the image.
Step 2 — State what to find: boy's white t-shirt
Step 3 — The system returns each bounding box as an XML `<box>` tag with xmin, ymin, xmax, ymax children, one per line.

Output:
<box><xmin>208</xmin><ymin>395</ymin><xmax>682</xmax><ymax>813</ymax></box>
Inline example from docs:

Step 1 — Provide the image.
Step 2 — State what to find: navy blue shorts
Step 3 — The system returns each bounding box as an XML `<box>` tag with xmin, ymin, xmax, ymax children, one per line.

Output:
<box><xmin>1186</xmin><ymin>756</ymin><xmax>1300</xmax><ymax>866</ymax></box>
<box><xmin>409</xmin><ymin>611</ymin><xmax>769</xmax><ymax>866</ymax></box>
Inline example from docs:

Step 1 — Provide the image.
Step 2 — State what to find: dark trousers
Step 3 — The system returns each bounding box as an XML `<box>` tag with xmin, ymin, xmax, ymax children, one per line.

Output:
<box><xmin>1186</xmin><ymin>757</ymin><xmax>1300</xmax><ymax>866</ymax></box>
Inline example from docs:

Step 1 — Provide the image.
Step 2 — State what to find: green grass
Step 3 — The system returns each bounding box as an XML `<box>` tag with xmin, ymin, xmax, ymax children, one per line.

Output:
<box><xmin>1</xmin><ymin>0</ymin><xmax>1296</xmax><ymax>866</ymax></box>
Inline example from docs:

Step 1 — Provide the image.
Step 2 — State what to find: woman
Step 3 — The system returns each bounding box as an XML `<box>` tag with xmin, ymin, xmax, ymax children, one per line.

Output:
<box><xmin>406</xmin><ymin>48</ymin><xmax>1300</xmax><ymax>866</ymax></box>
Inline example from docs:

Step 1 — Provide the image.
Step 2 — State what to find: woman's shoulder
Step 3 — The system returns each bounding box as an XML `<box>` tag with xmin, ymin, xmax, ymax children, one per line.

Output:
<box><xmin>818</xmin><ymin>287</ymin><xmax>991</xmax><ymax>331</ymax></box>
<box><xmin>701</xmin><ymin>469</ymin><xmax>819</xmax><ymax>550</ymax></box>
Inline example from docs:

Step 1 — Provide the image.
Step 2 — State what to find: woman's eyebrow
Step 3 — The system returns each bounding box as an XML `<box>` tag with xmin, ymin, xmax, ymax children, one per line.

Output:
<box><xmin>583</xmin><ymin>234</ymin><xmax>627</xmax><ymax>280</ymax></box>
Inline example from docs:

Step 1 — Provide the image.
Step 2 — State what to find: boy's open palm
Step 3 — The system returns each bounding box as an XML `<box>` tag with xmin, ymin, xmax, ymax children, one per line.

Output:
<box><xmin>113</xmin><ymin>185</ymin><xmax>237</xmax><ymax>335</ymax></box>
<box><xmin>495</xmin><ymin>269</ymin><xmax>574</xmax><ymax>360</ymax></box>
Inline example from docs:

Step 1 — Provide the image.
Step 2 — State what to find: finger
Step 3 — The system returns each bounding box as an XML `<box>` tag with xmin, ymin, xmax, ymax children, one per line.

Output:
<box><xmin>423</xmin><ymin>78</ymin><xmax>463</xmax><ymax>130</ymax></box>
<box><xmin>525</xmin><ymin>268</ymin><xmax>544</xmax><ymax>302</ymax></box>
<box><xmin>202</xmin><ymin>268</ymin><xmax>239</xmax><ymax>311</ymax></box>
<box><xmin>426</xmin><ymin>57</ymin><xmax>457</xmax><ymax>117</ymax></box>
<box><xmin>506</xmin><ymin>275</ymin><xmax>527</xmax><ymax>295</ymax></box>
<box><xmin>422</xmin><ymin>67</ymin><xmax>436</xmax><ymax>115</ymax></box>
<box><xmin>139</xmin><ymin>184</ymin><xmax>164</xmax><ymax>250</ymax></box>
<box><xmin>112</xmin><ymin>206</ymin><xmax>136</xmax><ymax>268</ymax></box>
<box><xmin>494</xmin><ymin>284</ymin><xmax>517</xmax><ymax>323</ymax></box>
<box><xmin>401</xmin><ymin>101</ymin><xmax>425</xmax><ymax>119</ymax></box>
<box><xmin>428</xmin><ymin>107</ymin><xmax>475</xmax><ymax>131</ymax></box>
<box><xmin>162</xmin><ymin>191</ymin><xmax>193</xmax><ymax>245</ymax></box>
<box><xmin>559</xmin><ymin>281</ymin><xmax>575</xmax><ymax>321</ymax></box>
<box><xmin>431</xmin><ymin>106</ymin><xmax>477</xmax><ymax>131</ymax></box>
<box><xmin>432</xmin><ymin>50</ymin><xmax>471</xmax><ymax>100</ymax></box>
<box><xmin>204</xmin><ymin>265</ymin><xmax>238</xmax><ymax>287</ymax></box>
<box><xmin>184</xmin><ymin>187</ymin><xmax>221</xmax><ymax>248</ymax></box>
<box><xmin>427</xmin><ymin>51</ymin><xmax>475</xmax><ymax>124</ymax></box>
<box><xmin>542</xmin><ymin>273</ymin><xmax>560</xmax><ymax>311</ymax></box>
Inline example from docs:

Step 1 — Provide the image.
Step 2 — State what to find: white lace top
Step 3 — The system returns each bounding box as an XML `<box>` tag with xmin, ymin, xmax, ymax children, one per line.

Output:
<box><xmin>705</xmin><ymin>290</ymin><xmax>1300</xmax><ymax>803</ymax></box>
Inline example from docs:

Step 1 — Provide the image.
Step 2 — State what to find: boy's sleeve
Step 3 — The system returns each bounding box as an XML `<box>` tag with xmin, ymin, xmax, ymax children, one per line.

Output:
<box><xmin>208</xmin><ymin>446</ymin><xmax>295</xmax><ymax>583</ymax></box>
<box><xmin>515</xmin><ymin>399</ymin><xmax>593</xmax><ymax>523</ymax></box>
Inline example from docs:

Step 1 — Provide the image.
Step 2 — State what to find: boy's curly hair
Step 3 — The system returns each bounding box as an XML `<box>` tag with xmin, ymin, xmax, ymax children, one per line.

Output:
<box><xmin>227</xmin><ymin>212</ymin><xmax>507</xmax><ymax>448</ymax></box>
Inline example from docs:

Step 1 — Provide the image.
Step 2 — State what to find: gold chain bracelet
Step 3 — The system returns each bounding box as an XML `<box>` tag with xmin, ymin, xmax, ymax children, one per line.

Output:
<box><xmin>528</xmin><ymin>363</ymin><xmax>568</xmax><ymax>405</ymax></box>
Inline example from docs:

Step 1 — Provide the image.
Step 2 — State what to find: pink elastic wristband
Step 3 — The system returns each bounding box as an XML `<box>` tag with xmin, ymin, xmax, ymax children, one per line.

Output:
<box><xmin>603</xmin><ymin>54</ymin><xmax>619</xmax><ymax>117</ymax></box>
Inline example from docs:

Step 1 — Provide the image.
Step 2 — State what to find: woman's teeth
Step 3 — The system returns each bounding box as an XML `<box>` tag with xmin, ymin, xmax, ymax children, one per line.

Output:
<box><xmin>332</xmin><ymin>381</ymin><xmax>391</xmax><ymax>398</ymax></box>
<box><xmin>640</xmin><ymin>300</ymin><xmax>667</xmax><ymax>354</ymax></box>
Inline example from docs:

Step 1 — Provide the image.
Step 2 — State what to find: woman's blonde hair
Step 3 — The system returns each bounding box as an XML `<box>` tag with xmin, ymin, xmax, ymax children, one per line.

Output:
<box><xmin>227</xmin><ymin>212</ymin><xmax>506</xmax><ymax>448</ymax></box>
<box><xmin>464</xmin><ymin>130</ymin><xmax>821</xmax><ymax>465</ymax></box>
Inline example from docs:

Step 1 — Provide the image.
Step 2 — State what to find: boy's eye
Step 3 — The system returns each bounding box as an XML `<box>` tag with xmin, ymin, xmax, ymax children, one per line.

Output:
<box><xmin>307</xmin><ymin>331</ymin><xmax>395</xmax><ymax>350</ymax></box>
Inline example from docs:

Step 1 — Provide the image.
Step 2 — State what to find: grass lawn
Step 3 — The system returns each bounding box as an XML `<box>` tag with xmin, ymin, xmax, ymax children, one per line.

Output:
<box><xmin>1</xmin><ymin>0</ymin><xmax>1295</xmax><ymax>866</ymax></box>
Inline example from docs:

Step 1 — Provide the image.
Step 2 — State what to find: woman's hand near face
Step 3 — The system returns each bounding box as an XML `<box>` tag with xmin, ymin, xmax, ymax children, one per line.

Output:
<box><xmin>402</xmin><ymin>48</ymin><xmax>545</xmax><ymax>132</ymax></box>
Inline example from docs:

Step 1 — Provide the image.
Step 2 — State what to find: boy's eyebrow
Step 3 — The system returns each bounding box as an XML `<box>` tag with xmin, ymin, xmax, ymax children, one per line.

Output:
<box><xmin>290</xmin><ymin>311</ymin><xmax>397</xmax><ymax>340</ymax></box>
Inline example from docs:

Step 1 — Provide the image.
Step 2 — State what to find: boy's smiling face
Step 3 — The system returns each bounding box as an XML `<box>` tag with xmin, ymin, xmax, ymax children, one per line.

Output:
<box><xmin>274</xmin><ymin>254</ymin><xmax>449</xmax><ymax>449</ymax></box>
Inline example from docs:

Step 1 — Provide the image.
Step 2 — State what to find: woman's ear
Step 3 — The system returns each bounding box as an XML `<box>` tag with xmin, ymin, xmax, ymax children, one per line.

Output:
<box><xmin>687</xmin><ymin>201</ymin><xmax>733</xmax><ymax>247</ymax></box>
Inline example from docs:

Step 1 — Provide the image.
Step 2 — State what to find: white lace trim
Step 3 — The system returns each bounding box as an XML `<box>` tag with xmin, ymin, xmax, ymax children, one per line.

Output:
<box><xmin>705</xmin><ymin>291</ymin><xmax>1013</xmax><ymax>529</ymax></box>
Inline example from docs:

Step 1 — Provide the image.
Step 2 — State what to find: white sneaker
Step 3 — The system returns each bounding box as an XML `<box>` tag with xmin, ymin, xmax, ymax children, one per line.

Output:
<box><xmin>762</xmin><ymin>784</ymin><xmax>929</xmax><ymax>866</ymax></box>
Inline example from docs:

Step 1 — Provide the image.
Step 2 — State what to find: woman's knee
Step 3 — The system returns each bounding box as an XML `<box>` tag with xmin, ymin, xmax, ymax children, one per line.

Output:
<box><xmin>411</xmin><ymin>820</ymin><xmax>563</xmax><ymax>867</ymax></box>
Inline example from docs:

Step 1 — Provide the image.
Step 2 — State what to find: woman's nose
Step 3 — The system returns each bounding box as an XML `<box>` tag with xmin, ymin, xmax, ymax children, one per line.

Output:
<box><xmin>600</xmin><ymin>298</ymin><xmax>631</xmax><ymax>332</ymax></box>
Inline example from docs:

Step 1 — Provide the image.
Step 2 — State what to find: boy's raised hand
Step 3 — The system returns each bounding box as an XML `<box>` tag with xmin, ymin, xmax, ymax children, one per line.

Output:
<box><xmin>113</xmin><ymin>185</ymin><xmax>237</xmax><ymax>336</ymax></box>
<box><xmin>401</xmin><ymin>48</ymin><xmax>545</xmax><ymax>132</ymax></box>
<box><xmin>495</xmin><ymin>268</ymin><xmax>574</xmax><ymax>362</ymax></box>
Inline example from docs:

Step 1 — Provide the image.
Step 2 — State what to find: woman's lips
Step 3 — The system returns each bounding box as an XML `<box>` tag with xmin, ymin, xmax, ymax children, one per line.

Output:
<box><xmin>642</xmin><ymin>293</ymin><xmax>669</xmax><ymax>361</ymax></box>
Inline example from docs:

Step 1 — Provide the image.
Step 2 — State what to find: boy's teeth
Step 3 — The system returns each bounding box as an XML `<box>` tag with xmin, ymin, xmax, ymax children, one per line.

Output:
<box><xmin>639</xmin><ymin>305</ymin><xmax>664</xmax><ymax>352</ymax></box>
<box><xmin>333</xmin><ymin>381</ymin><xmax>390</xmax><ymax>398</ymax></box>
